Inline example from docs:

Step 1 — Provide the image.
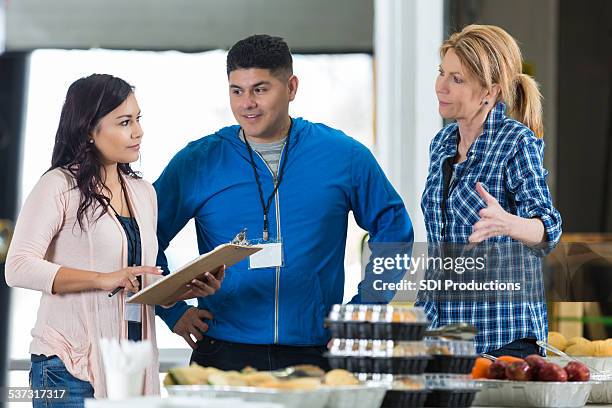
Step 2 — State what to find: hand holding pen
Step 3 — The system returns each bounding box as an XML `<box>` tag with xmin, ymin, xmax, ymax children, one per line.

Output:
<box><xmin>103</xmin><ymin>266</ymin><xmax>163</xmax><ymax>297</ymax></box>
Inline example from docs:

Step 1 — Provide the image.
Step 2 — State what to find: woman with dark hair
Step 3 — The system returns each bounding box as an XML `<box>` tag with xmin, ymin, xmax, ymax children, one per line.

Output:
<box><xmin>5</xmin><ymin>74</ymin><xmax>223</xmax><ymax>406</ymax></box>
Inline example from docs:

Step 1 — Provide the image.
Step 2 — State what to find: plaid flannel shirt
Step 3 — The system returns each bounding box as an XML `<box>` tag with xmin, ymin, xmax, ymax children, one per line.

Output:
<box><xmin>417</xmin><ymin>102</ymin><xmax>562</xmax><ymax>354</ymax></box>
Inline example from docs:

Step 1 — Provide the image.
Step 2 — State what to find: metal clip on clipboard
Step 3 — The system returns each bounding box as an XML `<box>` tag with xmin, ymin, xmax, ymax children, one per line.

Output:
<box><xmin>230</xmin><ymin>228</ymin><xmax>251</xmax><ymax>246</ymax></box>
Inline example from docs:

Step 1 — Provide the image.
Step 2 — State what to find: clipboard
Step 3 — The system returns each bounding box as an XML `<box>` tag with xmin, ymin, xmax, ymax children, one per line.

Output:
<box><xmin>127</xmin><ymin>243</ymin><xmax>261</xmax><ymax>306</ymax></box>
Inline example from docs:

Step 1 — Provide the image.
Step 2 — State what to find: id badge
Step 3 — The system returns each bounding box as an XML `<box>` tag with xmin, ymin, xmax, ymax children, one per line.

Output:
<box><xmin>124</xmin><ymin>292</ymin><xmax>142</xmax><ymax>322</ymax></box>
<box><xmin>249</xmin><ymin>241</ymin><xmax>283</xmax><ymax>269</ymax></box>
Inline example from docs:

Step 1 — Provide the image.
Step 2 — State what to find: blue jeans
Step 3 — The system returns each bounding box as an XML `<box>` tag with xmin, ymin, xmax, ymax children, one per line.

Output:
<box><xmin>30</xmin><ymin>356</ymin><xmax>94</xmax><ymax>408</ymax></box>
<box><xmin>487</xmin><ymin>338</ymin><xmax>541</xmax><ymax>358</ymax></box>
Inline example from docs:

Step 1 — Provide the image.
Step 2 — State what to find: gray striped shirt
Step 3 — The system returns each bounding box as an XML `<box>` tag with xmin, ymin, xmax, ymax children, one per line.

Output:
<box><xmin>240</xmin><ymin>130</ymin><xmax>287</xmax><ymax>177</ymax></box>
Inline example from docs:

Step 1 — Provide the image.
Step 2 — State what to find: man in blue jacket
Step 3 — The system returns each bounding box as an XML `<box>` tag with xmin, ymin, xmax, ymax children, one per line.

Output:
<box><xmin>154</xmin><ymin>34</ymin><xmax>413</xmax><ymax>370</ymax></box>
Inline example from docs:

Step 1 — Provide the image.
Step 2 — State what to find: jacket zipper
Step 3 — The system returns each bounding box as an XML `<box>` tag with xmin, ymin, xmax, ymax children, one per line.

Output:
<box><xmin>252</xmin><ymin>146</ymin><xmax>285</xmax><ymax>344</ymax></box>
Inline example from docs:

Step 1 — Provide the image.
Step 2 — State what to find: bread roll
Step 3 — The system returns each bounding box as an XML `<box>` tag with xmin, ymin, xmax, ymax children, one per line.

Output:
<box><xmin>324</xmin><ymin>369</ymin><xmax>359</xmax><ymax>386</ymax></box>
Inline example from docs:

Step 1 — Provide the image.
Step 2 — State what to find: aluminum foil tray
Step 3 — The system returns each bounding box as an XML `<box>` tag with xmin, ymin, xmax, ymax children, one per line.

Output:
<box><xmin>472</xmin><ymin>379</ymin><xmax>595</xmax><ymax>408</ymax></box>
<box><xmin>324</xmin><ymin>384</ymin><xmax>388</xmax><ymax>408</ymax></box>
<box><xmin>167</xmin><ymin>384</ymin><xmax>388</xmax><ymax>408</ymax></box>
<box><xmin>548</xmin><ymin>356</ymin><xmax>612</xmax><ymax>404</ymax></box>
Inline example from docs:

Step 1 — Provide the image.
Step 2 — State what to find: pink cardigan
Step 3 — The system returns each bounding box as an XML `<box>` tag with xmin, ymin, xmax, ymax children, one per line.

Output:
<box><xmin>5</xmin><ymin>168</ymin><xmax>161</xmax><ymax>398</ymax></box>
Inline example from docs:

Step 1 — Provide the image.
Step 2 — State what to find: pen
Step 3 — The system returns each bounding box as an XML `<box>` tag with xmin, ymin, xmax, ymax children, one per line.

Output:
<box><xmin>108</xmin><ymin>287</ymin><xmax>122</xmax><ymax>298</ymax></box>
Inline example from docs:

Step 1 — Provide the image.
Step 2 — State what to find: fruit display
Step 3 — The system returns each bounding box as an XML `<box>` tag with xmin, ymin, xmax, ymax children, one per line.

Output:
<box><xmin>548</xmin><ymin>355</ymin><xmax>612</xmax><ymax>404</ymax></box>
<box><xmin>473</xmin><ymin>354</ymin><xmax>590</xmax><ymax>382</ymax></box>
<box><xmin>473</xmin><ymin>378</ymin><xmax>594</xmax><ymax>408</ymax></box>
<box><xmin>547</xmin><ymin>332</ymin><xmax>612</xmax><ymax>403</ymax></box>
<box><xmin>472</xmin><ymin>354</ymin><xmax>595</xmax><ymax>407</ymax></box>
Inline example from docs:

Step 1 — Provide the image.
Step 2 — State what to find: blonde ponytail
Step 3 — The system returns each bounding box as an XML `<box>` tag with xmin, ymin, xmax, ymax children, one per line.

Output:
<box><xmin>511</xmin><ymin>73</ymin><xmax>544</xmax><ymax>138</ymax></box>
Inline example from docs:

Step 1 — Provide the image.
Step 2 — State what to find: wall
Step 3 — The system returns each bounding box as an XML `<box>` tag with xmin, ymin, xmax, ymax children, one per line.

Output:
<box><xmin>5</xmin><ymin>0</ymin><xmax>373</xmax><ymax>52</ymax></box>
<box><xmin>557</xmin><ymin>0</ymin><xmax>612</xmax><ymax>232</ymax></box>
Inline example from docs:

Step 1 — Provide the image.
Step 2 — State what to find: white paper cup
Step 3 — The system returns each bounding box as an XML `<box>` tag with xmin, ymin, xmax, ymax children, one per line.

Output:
<box><xmin>105</xmin><ymin>369</ymin><xmax>145</xmax><ymax>399</ymax></box>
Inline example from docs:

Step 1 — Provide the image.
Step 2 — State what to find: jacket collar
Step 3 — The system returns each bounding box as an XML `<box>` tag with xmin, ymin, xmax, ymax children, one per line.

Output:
<box><xmin>217</xmin><ymin>116</ymin><xmax>306</xmax><ymax>148</ymax></box>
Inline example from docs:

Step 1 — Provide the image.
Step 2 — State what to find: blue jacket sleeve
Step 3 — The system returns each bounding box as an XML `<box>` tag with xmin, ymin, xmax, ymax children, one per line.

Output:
<box><xmin>348</xmin><ymin>141</ymin><xmax>414</xmax><ymax>304</ymax></box>
<box><xmin>153</xmin><ymin>146</ymin><xmax>200</xmax><ymax>330</ymax></box>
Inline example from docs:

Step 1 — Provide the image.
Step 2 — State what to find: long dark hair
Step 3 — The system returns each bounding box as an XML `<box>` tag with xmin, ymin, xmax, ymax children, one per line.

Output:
<box><xmin>49</xmin><ymin>74</ymin><xmax>141</xmax><ymax>230</ymax></box>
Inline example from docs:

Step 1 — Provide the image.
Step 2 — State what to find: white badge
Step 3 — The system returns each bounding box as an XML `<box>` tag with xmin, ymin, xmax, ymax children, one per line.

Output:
<box><xmin>249</xmin><ymin>242</ymin><xmax>283</xmax><ymax>269</ymax></box>
<box><xmin>124</xmin><ymin>293</ymin><xmax>142</xmax><ymax>322</ymax></box>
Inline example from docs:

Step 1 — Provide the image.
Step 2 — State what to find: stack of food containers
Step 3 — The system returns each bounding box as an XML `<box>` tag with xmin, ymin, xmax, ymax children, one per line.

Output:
<box><xmin>325</xmin><ymin>304</ymin><xmax>480</xmax><ymax>407</ymax></box>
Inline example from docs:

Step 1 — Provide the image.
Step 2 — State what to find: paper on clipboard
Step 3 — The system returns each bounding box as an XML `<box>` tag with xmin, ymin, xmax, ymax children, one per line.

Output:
<box><xmin>127</xmin><ymin>243</ymin><xmax>261</xmax><ymax>306</ymax></box>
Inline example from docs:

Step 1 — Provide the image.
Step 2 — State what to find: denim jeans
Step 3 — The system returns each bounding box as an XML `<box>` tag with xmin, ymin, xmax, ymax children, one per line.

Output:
<box><xmin>190</xmin><ymin>335</ymin><xmax>331</xmax><ymax>371</ymax></box>
<box><xmin>487</xmin><ymin>338</ymin><xmax>541</xmax><ymax>358</ymax></box>
<box><xmin>30</xmin><ymin>356</ymin><xmax>94</xmax><ymax>408</ymax></box>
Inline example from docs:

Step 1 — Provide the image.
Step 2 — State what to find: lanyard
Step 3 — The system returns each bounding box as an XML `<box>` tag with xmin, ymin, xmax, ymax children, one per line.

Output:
<box><xmin>242</xmin><ymin>119</ymin><xmax>292</xmax><ymax>241</ymax></box>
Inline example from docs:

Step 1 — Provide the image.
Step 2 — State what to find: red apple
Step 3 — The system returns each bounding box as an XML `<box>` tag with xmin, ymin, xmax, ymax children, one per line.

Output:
<box><xmin>524</xmin><ymin>354</ymin><xmax>547</xmax><ymax>378</ymax></box>
<box><xmin>564</xmin><ymin>361</ymin><xmax>590</xmax><ymax>382</ymax></box>
<box><xmin>505</xmin><ymin>361</ymin><xmax>533</xmax><ymax>381</ymax></box>
<box><xmin>487</xmin><ymin>360</ymin><xmax>509</xmax><ymax>380</ymax></box>
<box><xmin>538</xmin><ymin>363</ymin><xmax>568</xmax><ymax>382</ymax></box>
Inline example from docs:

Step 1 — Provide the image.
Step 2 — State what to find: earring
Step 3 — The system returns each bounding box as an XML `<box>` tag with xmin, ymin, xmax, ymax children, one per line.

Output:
<box><xmin>484</xmin><ymin>100</ymin><xmax>489</xmax><ymax>105</ymax></box>
<box><xmin>89</xmin><ymin>139</ymin><xmax>94</xmax><ymax>144</ymax></box>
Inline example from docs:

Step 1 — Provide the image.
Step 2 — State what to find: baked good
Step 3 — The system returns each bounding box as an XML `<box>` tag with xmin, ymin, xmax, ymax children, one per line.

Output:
<box><xmin>324</xmin><ymin>369</ymin><xmax>359</xmax><ymax>386</ymax></box>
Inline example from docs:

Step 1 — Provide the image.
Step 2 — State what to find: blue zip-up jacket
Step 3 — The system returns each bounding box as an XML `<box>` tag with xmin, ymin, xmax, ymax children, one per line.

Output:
<box><xmin>154</xmin><ymin>117</ymin><xmax>413</xmax><ymax>346</ymax></box>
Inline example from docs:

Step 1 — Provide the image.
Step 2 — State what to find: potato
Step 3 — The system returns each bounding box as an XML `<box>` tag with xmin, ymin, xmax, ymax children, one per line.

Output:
<box><xmin>548</xmin><ymin>331</ymin><xmax>568</xmax><ymax>352</ymax></box>
<box><xmin>566</xmin><ymin>336</ymin><xmax>589</xmax><ymax>348</ymax></box>
<box><xmin>565</xmin><ymin>342</ymin><xmax>595</xmax><ymax>357</ymax></box>
<box><xmin>592</xmin><ymin>340</ymin><xmax>612</xmax><ymax>357</ymax></box>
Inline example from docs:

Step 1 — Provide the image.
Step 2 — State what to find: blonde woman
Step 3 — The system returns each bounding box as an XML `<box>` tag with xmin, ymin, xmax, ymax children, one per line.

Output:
<box><xmin>419</xmin><ymin>25</ymin><xmax>562</xmax><ymax>357</ymax></box>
